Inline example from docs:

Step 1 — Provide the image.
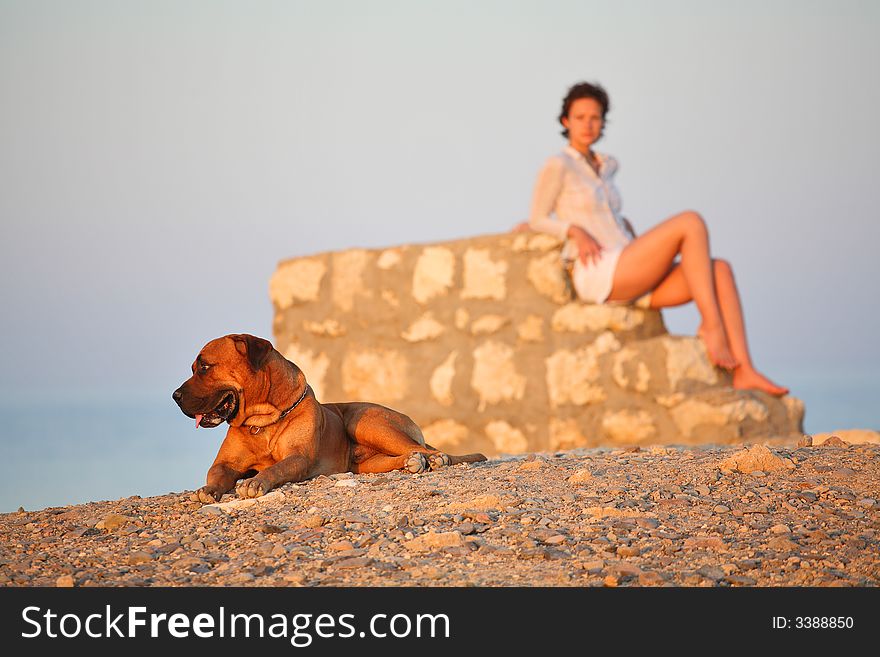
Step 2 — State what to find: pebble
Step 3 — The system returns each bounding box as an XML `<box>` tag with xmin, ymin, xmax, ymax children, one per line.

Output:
<box><xmin>568</xmin><ymin>469</ymin><xmax>593</xmax><ymax>484</ymax></box>
<box><xmin>302</xmin><ymin>515</ymin><xmax>325</xmax><ymax>528</ymax></box>
<box><xmin>697</xmin><ymin>566</ymin><xmax>725</xmax><ymax>581</ymax></box>
<box><xmin>334</xmin><ymin>557</ymin><xmax>374</xmax><ymax>569</ymax></box>
<box><xmin>127</xmin><ymin>551</ymin><xmax>153</xmax><ymax>565</ymax></box>
<box><xmin>96</xmin><ymin>514</ymin><xmax>134</xmax><ymax>531</ymax></box>
<box><xmin>197</xmin><ymin>505</ymin><xmax>225</xmax><ymax>517</ymax></box>
<box><xmin>328</xmin><ymin>540</ymin><xmax>356</xmax><ymax>552</ymax></box>
<box><xmin>55</xmin><ymin>574</ymin><xmax>75</xmax><ymax>587</ymax></box>
<box><xmin>638</xmin><ymin>571</ymin><xmax>665</xmax><ymax>586</ymax></box>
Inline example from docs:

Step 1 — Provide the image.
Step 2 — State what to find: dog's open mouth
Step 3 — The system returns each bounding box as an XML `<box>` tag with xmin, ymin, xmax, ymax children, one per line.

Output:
<box><xmin>195</xmin><ymin>391</ymin><xmax>238</xmax><ymax>429</ymax></box>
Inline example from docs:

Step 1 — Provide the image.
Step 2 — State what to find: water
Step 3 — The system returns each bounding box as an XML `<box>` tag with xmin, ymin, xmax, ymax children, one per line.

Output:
<box><xmin>1</xmin><ymin>376</ymin><xmax>876</xmax><ymax>513</ymax></box>
<box><xmin>0</xmin><ymin>393</ymin><xmax>220</xmax><ymax>514</ymax></box>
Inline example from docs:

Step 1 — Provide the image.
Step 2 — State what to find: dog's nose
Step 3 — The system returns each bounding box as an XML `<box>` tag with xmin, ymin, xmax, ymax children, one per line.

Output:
<box><xmin>172</xmin><ymin>389</ymin><xmax>183</xmax><ymax>403</ymax></box>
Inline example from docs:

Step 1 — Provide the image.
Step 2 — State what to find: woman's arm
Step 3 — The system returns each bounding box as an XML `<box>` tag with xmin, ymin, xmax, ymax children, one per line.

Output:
<box><xmin>527</xmin><ymin>157</ymin><xmax>569</xmax><ymax>240</ymax></box>
<box><xmin>528</xmin><ymin>156</ymin><xmax>603</xmax><ymax>264</ymax></box>
<box><xmin>567</xmin><ymin>224</ymin><xmax>603</xmax><ymax>265</ymax></box>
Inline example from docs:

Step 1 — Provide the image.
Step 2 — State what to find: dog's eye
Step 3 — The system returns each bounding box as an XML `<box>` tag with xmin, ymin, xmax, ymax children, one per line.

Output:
<box><xmin>198</xmin><ymin>364</ymin><xmax>211</xmax><ymax>374</ymax></box>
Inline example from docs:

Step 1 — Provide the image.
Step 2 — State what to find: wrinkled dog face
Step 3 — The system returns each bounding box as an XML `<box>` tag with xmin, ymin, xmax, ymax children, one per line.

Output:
<box><xmin>172</xmin><ymin>334</ymin><xmax>272</xmax><ymax>428</ymax></box>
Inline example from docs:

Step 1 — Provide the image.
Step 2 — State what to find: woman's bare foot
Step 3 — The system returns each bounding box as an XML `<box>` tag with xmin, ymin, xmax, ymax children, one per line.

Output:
<box><xmin>697</xmin><ymin>324</ymin><xmax>739</xmax><ymax>370</ymax></box>
<box><xmin>732</xmin><ymin>367</ymin><xmax>789</xmax><ymax>396</ymax></box>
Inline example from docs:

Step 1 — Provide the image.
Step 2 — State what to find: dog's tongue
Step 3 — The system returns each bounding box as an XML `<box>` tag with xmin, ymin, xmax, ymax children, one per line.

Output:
<box><xmin>195</xmin><ymin>414</ymin><xmax>203</xmax><ymax>428</ymax></box>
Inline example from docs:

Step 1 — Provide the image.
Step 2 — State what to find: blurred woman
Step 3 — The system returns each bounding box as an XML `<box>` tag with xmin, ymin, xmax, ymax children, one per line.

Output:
<box><xmin>524</xmin><ymin>81</ymin><xmax>787</xmax><ymax>396</ymax></box>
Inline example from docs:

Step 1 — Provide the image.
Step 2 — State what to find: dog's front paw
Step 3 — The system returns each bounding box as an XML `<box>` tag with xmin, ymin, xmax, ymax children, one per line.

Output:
<box><xmin>191</xmin><ymin>485</ymin><xmax>224</xmax><ymax>505</ymax></box>
<box><xmin>236</xmin><ymin>478</ymin><xmax>269</xmax><ymax>499</ymax></box>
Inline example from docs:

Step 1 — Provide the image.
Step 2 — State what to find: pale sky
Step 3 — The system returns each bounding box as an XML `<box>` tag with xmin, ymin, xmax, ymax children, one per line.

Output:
<box><xmin>1</xmin><ymin>1</ymin><xmax>878</xmax><ymax>425</ymax></box>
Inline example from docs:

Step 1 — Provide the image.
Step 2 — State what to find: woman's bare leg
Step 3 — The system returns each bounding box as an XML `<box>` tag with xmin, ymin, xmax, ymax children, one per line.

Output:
<box><xmin>646</xmin><ymin>259</ymin><xmax>788</xmax><ymax>396</ymax></box>
<box><xmin>607</xmin><ymin>211</ymin><xmax>738</xmax><ymax>369</ymax></box>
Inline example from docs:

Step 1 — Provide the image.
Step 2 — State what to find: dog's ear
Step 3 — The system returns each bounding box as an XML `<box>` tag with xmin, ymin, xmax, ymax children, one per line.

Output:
<box><xmin>231</xmin><ymin>334</ymin><xmax>274</xmax><ymax>372</ymax></box>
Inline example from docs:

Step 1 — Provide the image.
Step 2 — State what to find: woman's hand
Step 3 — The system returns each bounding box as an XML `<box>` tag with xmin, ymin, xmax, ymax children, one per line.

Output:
<box><xmin>568</xmin><ymin>225</ymin><xmax>603</xmax><ymax>265</ymax></box>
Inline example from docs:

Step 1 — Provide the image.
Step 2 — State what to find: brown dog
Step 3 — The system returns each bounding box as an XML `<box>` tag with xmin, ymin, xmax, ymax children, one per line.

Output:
<box><xmin>173</xmin><ymin>334</ymin><xmax>486</xmax><ymax>503</ymax></box>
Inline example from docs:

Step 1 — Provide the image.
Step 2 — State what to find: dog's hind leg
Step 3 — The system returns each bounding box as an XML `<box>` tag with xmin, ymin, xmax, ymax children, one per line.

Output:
<box><xmin>351</xmin><ymin>452</ymin><xmax>430</xmax><ymax>474</ymax></box>
<box><xmin>426</xmin><ymin>452</ymin><xmax>487</xmax><ymax>470</ymax></box>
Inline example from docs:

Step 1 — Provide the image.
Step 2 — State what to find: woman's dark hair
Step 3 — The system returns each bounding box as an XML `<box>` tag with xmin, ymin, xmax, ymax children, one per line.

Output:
<box><xmin>558</xmin><ymin>81</ymin><xmax>610</xmax><ymax>139</ymax></box>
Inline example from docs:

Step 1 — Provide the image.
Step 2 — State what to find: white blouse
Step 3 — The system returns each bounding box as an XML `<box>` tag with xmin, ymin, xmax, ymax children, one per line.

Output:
<box><xmin>528</xmin><ymin>145</ymin><xmax>632</xmax><ymax>261</ymax></box>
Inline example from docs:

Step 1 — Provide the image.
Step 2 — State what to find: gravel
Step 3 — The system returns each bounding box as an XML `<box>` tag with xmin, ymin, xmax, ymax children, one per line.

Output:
<box><xmin>2</xmin><ymin>442</ymin><xmax>878</xmax><ymax>587</ymax></box>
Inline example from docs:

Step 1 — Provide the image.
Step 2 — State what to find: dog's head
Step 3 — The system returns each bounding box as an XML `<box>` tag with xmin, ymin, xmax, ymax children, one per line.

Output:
<box><xmin>172</xmin><ymin>333</ymin><xmax>290</xmax><ymax>429</ymax></box>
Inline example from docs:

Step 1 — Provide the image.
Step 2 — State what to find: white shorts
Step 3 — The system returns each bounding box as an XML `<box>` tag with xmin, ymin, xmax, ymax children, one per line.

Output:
<box><xmin>571</xmin><ymin>247</ymin><xmax>652</xmax><ymax>308</ymax></box>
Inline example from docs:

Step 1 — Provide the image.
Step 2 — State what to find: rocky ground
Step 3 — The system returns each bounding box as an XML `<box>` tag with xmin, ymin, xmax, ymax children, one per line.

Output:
<box><xmin>1</xmin><ymin>437</ymin><xmax>878</xmax><ymax>587</ymax></box>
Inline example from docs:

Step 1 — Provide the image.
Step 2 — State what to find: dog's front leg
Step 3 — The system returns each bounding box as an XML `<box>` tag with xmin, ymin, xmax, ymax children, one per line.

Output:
<box><xmin>235</xmin><ymin>454</ymin><xmax>311</xmax><ymax>499</ymax></box>
<box><xmin>193</xmin><ymin>462</ymin><xmax>250</xmax><ymax>504</ymax></box>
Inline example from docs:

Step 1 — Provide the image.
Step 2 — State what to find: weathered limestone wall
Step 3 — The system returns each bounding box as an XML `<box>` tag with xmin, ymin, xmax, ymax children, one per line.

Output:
<box><xmin>270</xmin><ymin>232</ymin><xmax>804</xmax><ymax>456</ymax></box>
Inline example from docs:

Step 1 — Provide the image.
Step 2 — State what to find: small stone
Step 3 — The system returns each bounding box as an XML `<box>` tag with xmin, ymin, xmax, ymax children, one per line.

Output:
<box><xmin>724</xmin><ymin>575</ymin><xmax>757</xmax><ymax>586</ymax></box>
<box><xmin>259</xmin><ymin>524</ymin><xmax>285</xmax><ymax>534</ymax></box>
<box><xmin>456</xmin><ymin>522</ymin><xmax>475</xmax><ymax>535</ymax></box>
<box><xmin>767</xmin><ymin>536</ymin><xmax>800</xmax><ymax>551</ymax></box>
<box><xmin>282</xmin><ymin>572</ymin><xmax>307</xmax><ymax>585</ymax></box>
<box><xmin>568</xmin><ymin>469</ymin><xmax>593</xmax><ymax>484</ymax></box>
<box><xmin>127</xmin><ymin>551</ymin><xmax>153</xmax><ymax>565</ymax></box>
<box><xmin>713</xmin><ymin>505</ymin><xmax>730</xmax><ymax>513</ymax></box>
<box><xmin>544</xmin><ymin>535</ymin><xmax>567</xmax><ymax>546</ymax></box>
<box><xmin>403</xmin><ymin>531</ymin><xmax>464</xmax><ymax>552</ymax></box>
<box><xmin>695</xmin><ymin>485</ymin><xmax>711</xmax><ymax>496</ymax></box>
<box><xmin>616</xmin><ymin>545</ymin><xmax>641</xmax><ymax>557</ymax></box>
<box><xmin>609</xmin><ymin>562</ymin><xmax>642</xmax><ymax>578</ymax></box>
<box><xmin>684</xmin><ymin>536</ymin><xmax>726</xmax><ymax>551</ymax></box>
<box><xmin>751</xmin><ymin>471</ymin><xmax>766</xmax><ymax>478</ymax></box>
<box><xmin>603</xmin><ymin>575</ymin><xmax>619</xmax><ymax>587</ymax></box>
<box><xmin>328</xmin><ymin>540</ymin><xmax>356</xmax><ymax>552</ymax></box>
<box><xmin>821</xmin><ymin>435</ymin><xmax>848</xmax><ymax>448</ymax></box>
<box><xmin>335</xmin><ymin>479</ymin><xmax>359</xmax><ymax>487</ymax></box>
<box><xmin>771</xmin><ymin>524</ymin><xmax>791</xmax><ymax>534</ymax></box>
<box><xmin>197</xmin><ymin>505</ymin><xmax>225</xmax><ymax>517</ymax></box>
<box><xmin>302</xmin><ymin>515</ymin><xmax>325</xmax><ymax>528</ymax></box>
<box><xmin>857</xmin><ymin>498</ymin><xmax>876</xmax><ymax>508</ymax></box>
<box><xmin>96</xmin><ymin>514</ymin><xmax>134</xmax><ymax>531</ymax></box>
<box><xmin>582</xmin><ymin>560</ymin><xmax>604</xmax><ymax>573</ymax></box>
<box><xmin>56</xmin><ymin>574</ymin><xmax>75</xmax><ymax>588</ymax></box>
<box><xmin>335</xmin><ymin>557</ymin><xmax>374</xmax><ymax>570</ymax></box>
<box><xmin>638</xmin><ymin>571</ymin><xmax>665</xmax><ymax>586</ymax></box>
<box><xmin>797</xmin><ymin>435</ymin><xmax>813</xmax><ymax>447</ymax></box>
<box><xmin>697</xmin><ymin>566</ymin><xmax>725</xmax><ymax>581</ymax></box>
